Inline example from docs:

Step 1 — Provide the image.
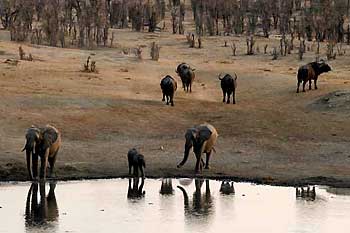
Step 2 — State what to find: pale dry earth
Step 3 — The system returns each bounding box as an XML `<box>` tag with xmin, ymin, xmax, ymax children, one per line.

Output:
<box><xmin>1</xmin><ymin>27</ymin><xmax>350</xmax><ymax>187</ymax></box>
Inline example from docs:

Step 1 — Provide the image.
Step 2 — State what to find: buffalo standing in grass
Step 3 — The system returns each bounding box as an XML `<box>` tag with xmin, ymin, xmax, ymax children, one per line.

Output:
<box><xmin>160</xmin><ymin>75</ymin><xmax>177</xmax><ymax>106</ymax></box>
<box><xmin>297</xmin><ymin>61</ymin><xmax>331</xmax><ymax>93</ymax></box>
<box><xmin>218</xmin><ymin>73</ymin><xmax>238</xmax><ymax>104</ymax></box>
<box><xmin>176</xmin><ymin>63</ymin><xmax>195</xmax><ymax>92</ymax></box>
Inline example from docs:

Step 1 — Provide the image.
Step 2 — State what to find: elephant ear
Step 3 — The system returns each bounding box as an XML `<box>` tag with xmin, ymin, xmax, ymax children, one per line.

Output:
<box><xmin>185</xmin><ymin>128</ymin><xmax>197</xmax><ymax>141</ymax></box>
<box><xmin>197</xmin><ymin>126</ymin><xmax>212</xmax><ymax>141</ymax></box>
<box><xmin>41</xmin><ymin>127</ymin><xmax>59</xmax><ymax>150</ymax></box>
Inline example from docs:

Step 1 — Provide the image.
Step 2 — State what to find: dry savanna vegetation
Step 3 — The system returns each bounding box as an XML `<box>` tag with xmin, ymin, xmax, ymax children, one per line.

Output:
<box><xmin>1</xmin><ymin>0</ymin><xmax>350</xmax><ymax>187</ymax></box>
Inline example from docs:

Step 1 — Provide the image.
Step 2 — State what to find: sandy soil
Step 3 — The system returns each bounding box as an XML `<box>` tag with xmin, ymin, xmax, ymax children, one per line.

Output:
<box><xmin>1</xmin><ymin>22</ymin><xmax>350</xmax><ymax>187</ymax></box>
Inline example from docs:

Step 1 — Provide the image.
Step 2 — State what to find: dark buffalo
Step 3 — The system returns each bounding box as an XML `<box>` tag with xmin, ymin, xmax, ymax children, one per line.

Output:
<box><xmin>175</xmin><ymin>63</ymin><xmax>195</xmax><ymax>92</ymax></box>
<box><xmin>297</xmin><ymin>61</ymin><xmax>331</xmax><ymax>93</ymax></box>
<box><xmin>218</xmin><ymin>73</ymin><xmax>238</xmax><ymax>104</ymax></box>
<box><xmin>160</xmin><ymin>75</ymin><xmax>177</xmax><ymax>106</ymax></box>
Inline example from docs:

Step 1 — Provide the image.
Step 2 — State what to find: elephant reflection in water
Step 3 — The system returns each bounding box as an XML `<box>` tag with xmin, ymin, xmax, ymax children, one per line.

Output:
<box><xmin>219</xmin><ymin>180</ymin><xmax>235</xmax><ymax>195</ymax></box>
<box><xmin>177</xmin><ymin>179</ymin><xmax>213</xmax><ymax>216</ymax></box>
<box><xmin>127</xmin><ymin>177</ymin><xmax>145</xmax><ymax>199</ymax></box>
<box><xmin>160</xmin><ymin>179</ymin><xmax>174</xmax><ymax>195</ymax></box>
<box><xmin>25</xmin><ymin>182</ymin><xmax>59</xmax><ymax>227</ymax></box>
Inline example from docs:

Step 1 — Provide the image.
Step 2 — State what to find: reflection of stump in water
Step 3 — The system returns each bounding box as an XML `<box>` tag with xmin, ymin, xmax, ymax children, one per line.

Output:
<box><xmin>127</xmin><ymin>177</ymin><xmax>145</xmax><ymax>200</ymax></box>
<box><xmin>25</xmin><ymin>182</ymin><xmax>59</xmax><ymax>227</ymax></box>
<box><xmin>160</xmin><ymin>179</ymin><xmax>174</xmax><ymax>195</ymax></box>
<box><xmin>296</xmin><ymin>186</ymin><xmax>316</xmax><ymax>201</ymax></box>
<box><xmin>219</xmin><ymin>181</ymin><xmax>235</xmax><ymax>195</ymax></box>
<box><xmin>177</xmin><ymin>179</ymin><xmax>213</xmax><ymax>217</ymax></box>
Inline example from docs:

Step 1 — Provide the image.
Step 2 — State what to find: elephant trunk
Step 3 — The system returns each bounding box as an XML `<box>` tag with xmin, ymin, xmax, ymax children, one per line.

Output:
<box><xmin>177</xmin><ymin>143</ymin><xmax>191</xmax><ymax>168</ymax></box>
<box><xmin>23</xmin><ymin>140</ymin><xmax>35</xmax><ymax>181</ymax></box>
<box><xmin>177</xmin><ymin>186</ymin><xmax>189</xmax><ymax>207</ymax></box>
<box><xmin>22</xmin><ymin>140</ymin><xmax>36</xmax><ymax>180</ymax></box>
<box><xmin>26</xmin><ymin>150</ymin><xmax>33</xmax><ymax>180</ymax></box>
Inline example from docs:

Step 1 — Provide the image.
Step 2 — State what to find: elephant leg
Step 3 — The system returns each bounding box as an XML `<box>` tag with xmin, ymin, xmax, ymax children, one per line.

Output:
<box><xmin>139</xmin><ymin>165</ymin><xmax>145</xmax><ymax>178</ymax></box>
<box><xmin>190</xmin><ymin>83</ymin><xmax>192</xmax><ymax>93</ymax></box>
<box><xmin>205</xmin><ymin>151</ymin><xmax>211</xmax><ymax>169</ymax></box>
<box><xmin>302</xmin><ymin>81</ymin><xmax>306</xmax><ymax>92</ymax></box>
<box><xmin>32</xmin><ymin>153</ymin><xmax>39</xmax><ymax>179</ymax></box>
<box><xmin>162</xmin><ymin>93</ymin><xmax>165</xmax><ymax>101</ymax></box>
<box><xmin>297</xmin><ymin>81</ymin><xmax>301</xmax><ymax>93</ymax></box>
<box><xmin>195</xmin><ymin>156</ymin><xmax>201</xmax><ymax>173</ymax></box>
<box><xmin>222</xmin><ymin>91</ymin><xmax>226</xmax><ymax>102</ymax></box>
<box><xmin>200</xmin><ymin>158</ymin><xmax>205</xmax><ymax>168</ymax></box>
<box><xmin>48</xmin><ymin>150</ymin><xmax>59</xmax><ymax>178</ymax></box>
<box><xmin>133</xmin><ymin>165</ymin><xmax>139</xmax><ymax>177</ymax></box>
<box><xmin>314</xmin><ymin>78</ymin><xmax>318</xmax><ymax>90</ymax></box>
<box><xmin>166</xmin><ymin>95</ymin><xmax>169</xmax><ymax>105</ymax></box>
<box><xmin>40</xmin><ymin>149</ymin><xmax>49</xmax><ymax>180</ymax></box>
<box><xmin>128</xmin><ymin>163</ymin><xmax>132</xmax><ymax>175</ymax></box>
<box><xmin>309</xmin><ymin>79</ymin><xmax>312</xmax><ymax>90</ymax></box>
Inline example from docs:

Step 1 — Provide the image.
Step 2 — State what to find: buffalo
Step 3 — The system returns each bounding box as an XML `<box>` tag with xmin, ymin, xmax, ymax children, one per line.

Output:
<box><xmin>297</xmin><ymin>61</ymin><xmax>331</xmax><ymax>93</ymax></box>
<box><xmin>218</xmin><ymin>73</ymin><xmax>238</xmax><ymax>104</ymax></box>
<box><xmin>160</xmin><ymin>75</ymin><xmax>177</xmax><ymax>106</ymax></box>
<box><xmin>176</xmin><ymin>63</ymin><xmax>195</xmax><ymax>92</ymax></box>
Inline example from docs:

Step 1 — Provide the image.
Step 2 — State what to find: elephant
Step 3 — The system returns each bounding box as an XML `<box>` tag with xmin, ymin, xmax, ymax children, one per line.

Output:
<box><xmin>160</xmin><ymin>75</ymin><xmax>177</xmax><ymax>106</ymax></box>
<box><xmin>25</xmin><ymin>182</ymin><xmax>59</xmax><ymax>228</ymax></box>
<box><xmin>175</xmin><ymin>63</ymin><xmax>195</xmax><ymax>92</ymax></box>
<box><xmin>219</xmin><ymin>181</ymin><xmax>235</xmax><ymax>195</ymax></box>
<box><xmin>127</xmin><ymin>148</ymin><xmax>146</xmax><ymax>177</ymax></box>
<box><xmin>127</xmin><ymin>177</ymin><xmax>145</xmax><ymax>199</ymax></box>
<box><xmin>177</xmin><ymin>179</ymin><xmax>213</xmax><ymax>217</ymax></box>
<box><xmin>218</xmin><ymin>73</ymin><xmax>237</xmax><ymax>104</ymax></box>
<box><xmin>177</xmin><ymin>123</ymin><xmax>218</xmax><ymax>173</ymax></box>
<box><xmin>22</xmin><ymin>125</ymin><xmax>61</xmax><ymax>181</ymax></box>
<box><xmin>159</xmin><ymin>178</ymin><xmax>174</xmax><ymax>195</ymax></box>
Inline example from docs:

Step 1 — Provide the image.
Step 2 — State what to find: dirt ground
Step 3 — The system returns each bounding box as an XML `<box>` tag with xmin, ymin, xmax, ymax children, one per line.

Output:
<box><xmin>1</xmin><ymin>22</ymin><xmax>350</xmax><ymax>187</ymax></box>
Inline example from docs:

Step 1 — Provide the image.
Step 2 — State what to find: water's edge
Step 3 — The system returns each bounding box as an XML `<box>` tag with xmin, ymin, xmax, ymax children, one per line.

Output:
<box><xmin>1</xmin><ymin>174</ymin><xmax>349</xmax><ymax>188</ymax></box>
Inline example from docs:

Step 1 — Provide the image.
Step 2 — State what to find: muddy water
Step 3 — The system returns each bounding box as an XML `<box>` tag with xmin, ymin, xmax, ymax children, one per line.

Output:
<box><xmin>1</xmin><ymin>179</ymin><xmax>350</xmax><ymax>233</ymax></box>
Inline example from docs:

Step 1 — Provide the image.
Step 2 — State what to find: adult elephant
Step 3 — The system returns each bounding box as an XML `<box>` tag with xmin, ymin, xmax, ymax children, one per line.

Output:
<box><xmin>22</xmin><ymin>125</ymin><xmax>61</xmax><ymax>180</ymax></box>
<box><xmin>177</xmin><ymin>123</ymin><xmax>218</xmax><ymax>173</ymax></box>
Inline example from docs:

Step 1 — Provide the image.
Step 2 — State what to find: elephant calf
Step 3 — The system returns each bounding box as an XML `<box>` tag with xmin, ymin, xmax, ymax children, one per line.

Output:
<box><xmin>160</xmin><ymin>75</ymin><xmax>177</xmax><ymax>106</ymax></box>
<box><xmin>177</xmin><ymin>123</ymin><xmax>218</xmax><ymax>173</ymax></box>
<box><xmin>22</xmin><ymin>125</ymin><xmax>61</xmax><ymax>181</ymax></box>
<box><xmin>176</xmin><ymin>63</ymin><xmax>195</xmax><ymax>92</ymax></box>
<box><xmin>127</xmin><ymin>148</ymin><xmax>146</xmax><ymax>177</ymax></box>
<box><xmin>218</xmin><ymin>73</ymin><xmax>237</xmax><ymax>104</ymax></box>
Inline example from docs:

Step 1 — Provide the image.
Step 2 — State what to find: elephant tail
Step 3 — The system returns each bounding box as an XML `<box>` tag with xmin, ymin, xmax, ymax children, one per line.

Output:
<box><xmin>142</xmin><ymin>159</ymin><xmax>146</xmax><ymax>168</ymax></box>
<box><xmin>212</xmin><ymin>147</ymin><xmax>217</xmax><ymax>153</ymax></box>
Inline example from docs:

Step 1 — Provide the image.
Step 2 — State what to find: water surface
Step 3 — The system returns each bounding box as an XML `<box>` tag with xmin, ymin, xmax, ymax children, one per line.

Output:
<box><xmin>0</xmin><ymin>179</ymin><xmax>350</xmax><ymax>233</ymax></box>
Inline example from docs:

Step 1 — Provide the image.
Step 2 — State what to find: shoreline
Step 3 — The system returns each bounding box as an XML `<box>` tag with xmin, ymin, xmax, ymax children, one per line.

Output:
<box><xmin>1</xmin><ymin>173</ymin><xmax>350</xmax><ymax>188</ymax></box>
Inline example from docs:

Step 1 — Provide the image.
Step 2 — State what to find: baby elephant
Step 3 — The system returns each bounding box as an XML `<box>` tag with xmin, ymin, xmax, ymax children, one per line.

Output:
<box><xmin>127</xmin><ymin>148</ymin><xmax>146</xmax><ymax>177</ymax></box>
<box><xmin>218</xmin><ymin>73</ymin><xmax>237</xmax><ymax>104</ymax></box>
<box><xmin>160</xmin><ymin>75</ymin><xmax>177</xmax><ymax>106</ymax></box>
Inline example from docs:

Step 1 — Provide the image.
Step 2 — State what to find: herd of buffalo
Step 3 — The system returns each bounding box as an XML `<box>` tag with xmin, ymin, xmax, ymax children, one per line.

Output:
<box><xmin>22</xmin><ymin>60</ymin><xmax>332</xmax><ymax>181</ymax></box>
